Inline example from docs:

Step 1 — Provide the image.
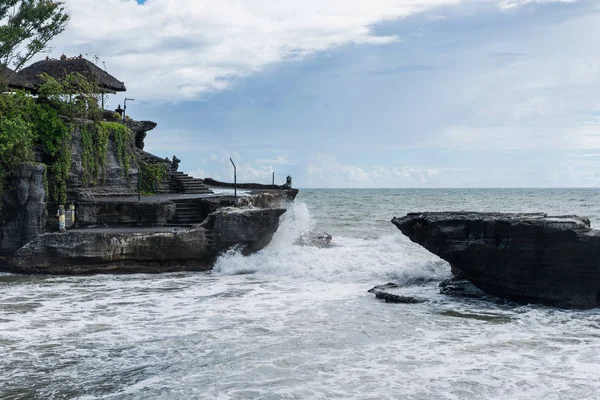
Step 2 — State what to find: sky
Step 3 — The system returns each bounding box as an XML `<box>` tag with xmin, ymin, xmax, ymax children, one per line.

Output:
<box><xmin>43</xmin><ymin>0</ymin><xmax>600</xmax><ymax>188</ymax></box>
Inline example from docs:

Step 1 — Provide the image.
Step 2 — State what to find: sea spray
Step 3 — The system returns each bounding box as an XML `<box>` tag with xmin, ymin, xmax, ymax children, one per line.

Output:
<box><xmin>213</xmin><ymin>201</ymin><xmax>450</xmax><ymax>284</ymax></box>
<box><xmin>5</xmin><ymin>189</ymin><xmax>600</xmax><ymax>399</ymax></box>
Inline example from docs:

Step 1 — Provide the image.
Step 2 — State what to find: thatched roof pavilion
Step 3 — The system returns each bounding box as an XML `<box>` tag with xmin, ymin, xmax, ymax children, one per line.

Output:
<box><xmin>1</xmin><ymin>66</ymin><xmax>33</xmax><ymax>91</ymax></box>
<box><xmin>15</xmin><ymin>55</ymin><xmax>126</xmax><ymax>94</ymax></box>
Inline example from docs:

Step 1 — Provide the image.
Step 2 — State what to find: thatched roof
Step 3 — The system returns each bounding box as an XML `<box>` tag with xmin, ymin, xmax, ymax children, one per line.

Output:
<box><xmin>15</xmin><ymin>56</ymin><xmax>126</xmax><ymax>93</ymax></box>
<box><xmin>1</xmin><ymin>66</ymin><xmax>32</xmax><ymax>90</ymax></box>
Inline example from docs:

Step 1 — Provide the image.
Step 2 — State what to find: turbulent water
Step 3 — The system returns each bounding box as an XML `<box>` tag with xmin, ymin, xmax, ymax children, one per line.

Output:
<box><xmin>3</xmin><ymin>188</ymin><xmax>600</xmax><ymax>399</ymax></box>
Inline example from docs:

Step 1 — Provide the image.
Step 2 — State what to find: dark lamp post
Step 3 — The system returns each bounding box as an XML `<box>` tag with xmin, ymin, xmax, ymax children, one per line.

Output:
<box><xmin>123</xmin><ymin>98</ymin><xmax>135</xmax><ymax>123</ymax></box>
<box><xmin>230</xmin><ymin>158</ymin><xmax>237</xmax><ymax>198</ymax></box>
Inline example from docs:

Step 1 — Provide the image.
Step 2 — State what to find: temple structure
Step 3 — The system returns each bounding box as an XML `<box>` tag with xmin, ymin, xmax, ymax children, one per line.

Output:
<box><xmin>15</xmin><ymin>55</ymin><xmax>126</xmax><ymax>94</ymax></box>
<box><xmin>0</xmin><ymin>56</ymin><xmax>298</xmax><ymax>274</ymax></box>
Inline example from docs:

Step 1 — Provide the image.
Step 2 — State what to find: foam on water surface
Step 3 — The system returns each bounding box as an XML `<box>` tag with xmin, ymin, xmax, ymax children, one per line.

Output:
<box><xmin>3</xmin><ymin>188</ymin><xmax>600</xmax><ymax>399</ymax></box>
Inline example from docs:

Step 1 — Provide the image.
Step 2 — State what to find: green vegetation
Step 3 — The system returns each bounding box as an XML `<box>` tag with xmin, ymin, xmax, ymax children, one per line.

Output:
<box><xmin>139</xmin><ymin>162</ymin><xmax>169</xmax><ymax>195</ymax></box>
<box><xmin>0</xmin><ymin>73</ymin><xmax>136</xmax><ymax>203</ymax></box>
<box><xmin>80</xmin><ymin>121</ymin><xmax>134</xmax><ymax>184</ymax></box>
<box><xmin>0</xmin><ymin>0</ymin><xmax>70</xmax><ymax>89</ymax></box>
<box><xmin>0</xmin><ymin>3</ymin><xmax>142</xmax><ymax>205</ymax></box>
<box><xmin>100</xmin><ymin>121</ymin><xmax>132</xmax><ymax>177</ymax></box>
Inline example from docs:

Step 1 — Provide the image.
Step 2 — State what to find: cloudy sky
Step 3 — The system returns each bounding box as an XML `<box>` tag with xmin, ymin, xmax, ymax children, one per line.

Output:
<box><xmin>48</xmin><ymin>0</ymin><xmax>600</xmax><ymax>187</ymax></box>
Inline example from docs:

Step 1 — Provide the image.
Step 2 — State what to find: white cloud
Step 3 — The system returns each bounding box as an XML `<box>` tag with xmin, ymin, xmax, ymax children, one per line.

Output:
<box><xmin>253</xmin><ymin>155</ymin><xmax>295</xmax><ymax>166</ymax></box>
<box><xmin>498</xmin><ymin>0</ymin><xmax>576</xmax><ymax>9</ymax></box>
<box><xmin>303</xmin><ymin>154</ymin><xmax>445</xmax><ymax>187</ymax></box>
<box><xmin>47</xmin><ymin>0</ymin><xmax>576</xmax><ymax>102</ymax></box>
<box><xmin>188</xmin><ymin>168</ymin><xmax>208</xmax><ymax>179</ymax></box>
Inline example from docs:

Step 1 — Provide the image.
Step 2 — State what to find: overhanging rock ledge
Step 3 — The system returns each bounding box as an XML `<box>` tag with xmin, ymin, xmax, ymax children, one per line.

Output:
<box><xmin>392</xmin><ymin>211</ymin><xmax>600</xmax><ymax>309</ymax></box>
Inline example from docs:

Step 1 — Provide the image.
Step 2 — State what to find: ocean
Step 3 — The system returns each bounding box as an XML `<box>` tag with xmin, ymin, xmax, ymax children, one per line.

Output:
<box><xmin>2</xmin><ymin>188</ymin><xmax>600</xmax><ymax>399</ymax></box>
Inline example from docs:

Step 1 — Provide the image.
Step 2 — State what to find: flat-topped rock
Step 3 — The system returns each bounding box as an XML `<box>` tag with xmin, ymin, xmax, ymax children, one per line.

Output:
<box><xmin>5</xmin><ymin>206</ymin><xmax>286</xmax><ymax>275</ymax></box>
<box><xmin>392</xmin><ymin>212</ymin><xmax>600</xmax><ymax>309</ymax></box>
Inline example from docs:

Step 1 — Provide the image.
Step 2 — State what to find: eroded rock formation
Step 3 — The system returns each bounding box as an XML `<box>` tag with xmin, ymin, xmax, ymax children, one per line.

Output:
<box><xmin>0</xmin><ymin>163</ymin><xmax>47</xmax><ymax>256</ymax></box>
<box><xmin>392</xmin><ymin>212</ymin><xmax>600</xmax><ymax>309</ymax></box>
<box><xmin>8</xmin><ymin>206</ymin><xmax>285</xmax><ymax>274</ymax></box>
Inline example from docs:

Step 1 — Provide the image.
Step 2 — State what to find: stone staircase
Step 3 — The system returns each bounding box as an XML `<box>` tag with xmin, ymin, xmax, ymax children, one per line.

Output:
<box><xmin>170</xmin><ymin>171</ymin><xmax>213</xmax><ymax>194</ymax></box>
<box><xmin>168</xmin><ymin>198</ymin><xmax>210</xmax><ymax>225</ymax></box>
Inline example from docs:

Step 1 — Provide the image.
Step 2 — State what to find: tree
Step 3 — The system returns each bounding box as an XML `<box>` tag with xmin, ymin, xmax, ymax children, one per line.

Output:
<box><xmin>0</xmin><ymin>0</ymin><xmax>70</xmax><ymax>88</ymax></box>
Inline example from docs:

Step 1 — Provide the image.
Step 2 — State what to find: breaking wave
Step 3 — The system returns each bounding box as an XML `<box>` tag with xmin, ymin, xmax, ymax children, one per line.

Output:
<box><xmin>213</xmin><ymin>201</ymin><xmax>450</xmax><ymax>284</ymax></box>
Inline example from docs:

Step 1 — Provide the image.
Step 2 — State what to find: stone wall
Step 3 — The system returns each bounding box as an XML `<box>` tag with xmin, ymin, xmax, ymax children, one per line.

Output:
<box><xmin>0</xmin><ymin>163</ymin><xmax>47</xmax><ymax>256</ymax></box>
<box><xmin>75</xmin><ymin>200</ymin><xmax>176</xmax><ymax>228</ymax></box>
<box><xmin>68</xmin><ymin>123</ymin><xmax>139</xmax><ymax>199</ymax></box>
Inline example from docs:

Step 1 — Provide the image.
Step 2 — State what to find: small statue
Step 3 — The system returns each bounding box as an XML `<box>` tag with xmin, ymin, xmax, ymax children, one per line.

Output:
<box><xmin>171</xmin><ymin>155</ymin><xmax>181</xmax><ymax>171</ymax></box>
<box><xmin>282</xmin><ymin>176</ymin><xmax>292</xmax><ymax>189</ymax></box>
<box><xmin>114</xmin><ymin>104</ymin><xmax>124</xmax><ymax>117</ymax></box>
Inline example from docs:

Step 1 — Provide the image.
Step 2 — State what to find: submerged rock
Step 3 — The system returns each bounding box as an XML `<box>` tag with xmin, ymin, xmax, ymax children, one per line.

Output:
<box><xmin>439</xmin><ymin>278</ymin><xmax>488</xmax><ymax>299</ymax></box>
<box><xmin>295</xmin><ymin>232</ymin><xmax>332</xmax><ymax>248</ymax></box>
<box><xmin>392</xmin><ymin>212</ymin><xmax>600</xmax><ymax>309</ymax></box>
<box><xmin>368</xmin><ymin>283</ymin><xmax>426</xmax><ymax>304</ymax></box>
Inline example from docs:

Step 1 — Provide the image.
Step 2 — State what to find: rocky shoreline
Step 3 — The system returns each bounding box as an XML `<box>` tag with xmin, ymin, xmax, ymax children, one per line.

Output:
<box><xmin>0</xmin><ymin>115</ymin><xmax>299</xmax><ymax>275</ymax></box>
<box><xmin>392</xmin><ymin>212</ymin><xmax>600</xmax><ymax>309</ymax></box>
<box><xmin>1</xmin><ymin>190</ymin><xmax>294</xmax><ymax>275</ymax></box>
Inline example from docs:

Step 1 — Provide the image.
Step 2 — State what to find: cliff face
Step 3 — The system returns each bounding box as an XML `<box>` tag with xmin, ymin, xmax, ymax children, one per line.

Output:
<box><xmin>8</xmin><ymin>206</ymin><xmax>286</xmax><ymax>274</ymax></box>
<box><xmin>0</xmin><ymin>117</ymin><xmax>297</xmax><ymax>274</ymax></box>
<box><xmin>0</xmin><ymin>163</ymin><xmax>47</xmax><ymax>256</ymax></box>
<box><xmin>68</xmin><ymin>124</ymin><xmax>139</xmax><ymax>199</ymax></box>
<box><xmin>393</xmin><ymin>212</ymin><xmax>600</xmax><ymax>309</ymax></box>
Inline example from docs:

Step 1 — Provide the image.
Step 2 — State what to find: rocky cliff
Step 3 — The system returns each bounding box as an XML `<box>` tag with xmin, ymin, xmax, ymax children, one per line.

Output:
<box><xmin>0</xmin><ymin>163</ymin><xmax>47</xmax><ymax>256</ymax></box>
<box><xmin>68</xmin><ymin>123</ymin><xmax>138</xmax><ymax>199</ymax></box>
<box><xmin>392</xmin><ymin>212</ymin><xmax>600</xmax><ymax>309</ymax></box>
<box><xmin>7</xmin><ymin>206</ymin><xmax>285</xmax><ymax>274</ymax></box>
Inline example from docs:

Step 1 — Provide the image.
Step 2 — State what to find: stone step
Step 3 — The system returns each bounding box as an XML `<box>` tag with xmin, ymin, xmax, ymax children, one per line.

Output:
<box><xmin>172</xmin><ymin>198</ymin><xmax>203</xmax><ymax>204</ymax></box>
<box><xmin>178</xmin><ymin>183</ymin><xmax>208</xmax><ymax>188</ymax></box>
<box><xmin>173</xmin><ymin>219</ymin><xmax>205</xmax><ymax>224</ymax></box>
<box><xmin>175</xmin><ymin>206</ymin><xmax>201</xmax><ymax>212</ymax></box>
<box><xmin>172</xmin><ymin>211</ymin><xmax>203</xmax><ymax>217</ymax></box>
<box><xmin>180</xmin><ymin>186</ymin><xmax>210</xmax><ymax>191</ymax></box>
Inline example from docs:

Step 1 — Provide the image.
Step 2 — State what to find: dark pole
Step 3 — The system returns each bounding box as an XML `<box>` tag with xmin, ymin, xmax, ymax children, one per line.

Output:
<box><xmin>123</xmin><ymin>98</ymin><xmax>135</xmax><ymax>123</ymax></box>
<box><xmin>230</xmin><ymin>158</ymin><xmax>237</xmax><ymax>198</ymax></box>
<box><xmin>272</xmin><ymin>172</ymin><xmax>275</xmax><ymax>185</ymax></box>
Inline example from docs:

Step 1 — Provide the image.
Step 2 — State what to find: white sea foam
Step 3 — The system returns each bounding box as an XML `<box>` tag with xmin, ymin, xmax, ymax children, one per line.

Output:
<box><xmin>213</xmin><ymin>201</ymin><xmax>450</xmax><ymax>285</ymax></box>
<box><xmin>4</xmin><ymin>189</ymin><xmax>600</xmax><ymax>399</ymax></box>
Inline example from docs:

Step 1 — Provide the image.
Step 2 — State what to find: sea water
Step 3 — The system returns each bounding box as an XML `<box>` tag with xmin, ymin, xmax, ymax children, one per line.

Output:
<box><xmin>2</xmin><ymin>189</ymin><xmax>600</xmax><ymax>399</ymax></box>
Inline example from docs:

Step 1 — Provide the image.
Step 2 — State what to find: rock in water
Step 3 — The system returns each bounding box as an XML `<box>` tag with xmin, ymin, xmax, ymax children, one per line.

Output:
<box><xmin>368</xmin><ymin>283</ymin><xmax>426</xmax><ymax>304</ymax></box>
<box><xmin>392</xmin><ymin>212</ymin><xmax>600</xmax><ymax>309</ymax></box>
<box><xmin>295</xmin><ymin>232</ymin><xmax>332</xmax><ymax>248</ymax></box>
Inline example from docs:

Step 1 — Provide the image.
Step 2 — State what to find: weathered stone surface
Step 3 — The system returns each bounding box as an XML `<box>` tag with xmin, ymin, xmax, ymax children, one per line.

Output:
<box><xmin>125</xmin><ymin>119</ymin><xmax>157</xmax><ymax>150</ymax></box>
<box><xmin>75</xmin><ymin>200</ymin><xmax>176</xmax><ymax>227</ymax></box>
<box><xmin>439</xmin><ymin>278</ymin><xmax>488</xmax><ymax>299</ymax></box>
<box><xmin>68</xmin><ymin>124</ymin><xmax>138</xmax><ymax>199</ymax></box>
<box><xmin>237</xmin><ymin>191</ymin><xmax>298</xmax><ymax>207</ymax></box>
<box><xmin>368</xmin><ymin>283</ymin><xmax>426</xmax><ymax>304</ymax></box>
<box><xmin>0</xmin><ymin>163</ymin><xmax>47</xmax><ymax>255</ymax></box>
<box><xmin>392</xmin><ymin>212</ymin><xmax>600</xmax><ymax>309</ymax></box>
<box><xmin>203</xmin><ymin>177</ymin><xmax>299</xmax><ymax>199</ymax></box>
<box><xmin>5</xmin><ymin>206</ymin><xmax>286</xmax><ymax>274</ymax></box>
<box><xmin>7</xmin><ymin>226</ymin><xmax>211</xmax><ymax>274</ymax></box>
<box><xmin>212</xmin><ymin>207</ymin><xmax>286</xmax><ymax>254</ymax></box>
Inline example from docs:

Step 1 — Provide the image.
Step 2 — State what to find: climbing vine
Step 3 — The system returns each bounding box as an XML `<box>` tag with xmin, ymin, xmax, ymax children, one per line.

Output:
<box><xmin>100</xmin><ymin>121</ymin><xmax>133</xmax><ymax>178</ymax></box>
<box><xmin>139</xmin><ymin>162</ymin><xmax>169</xmax><ymax>195</ymax></box>
<box><xmin>42</xmin><ymin>165</ymin><xmax>48</xmax><ymax>200</ymax></box>
<box><xmin>80</xmin><ymin>122</ymin><xmax>133</xmax><ymax>185</ymax></box>
<box><xmin>49</xmin><ymin>132</ymin><xmax>72</xmax><ymax>204</ymax></box>
<box><xmin>0</xmin><ymin>73</ymin><xmax>137</xmax><ymax>203</ymax></box>
<box><xmin>80</xmin><ymin>122</ymin><xmax>109</xmax><ymax>184</ymax></box>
